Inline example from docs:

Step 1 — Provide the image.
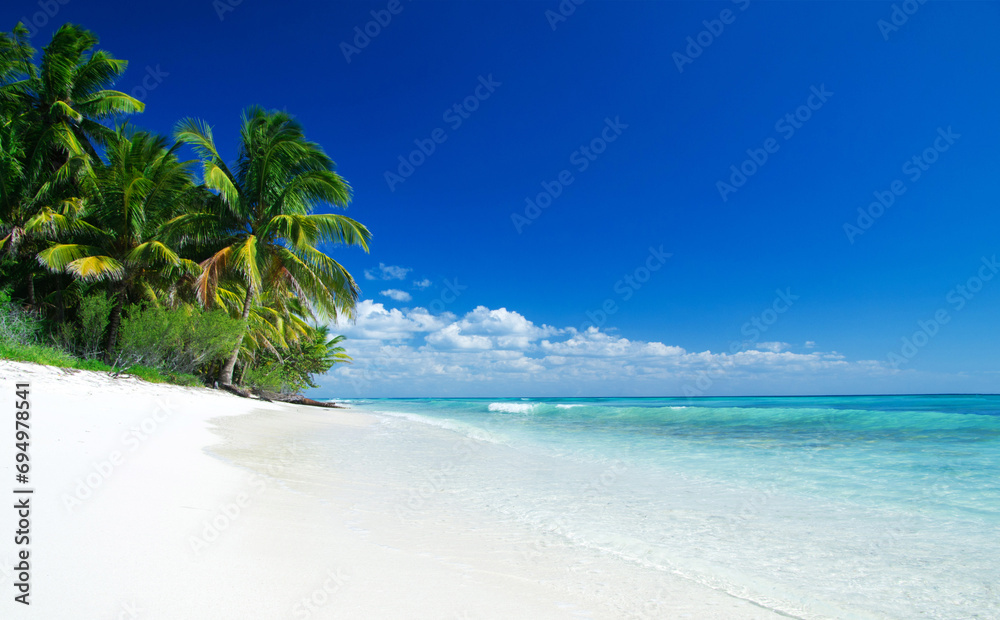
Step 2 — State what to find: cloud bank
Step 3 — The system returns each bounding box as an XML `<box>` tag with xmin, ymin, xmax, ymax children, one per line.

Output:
<box><xmin>317</xmin><ymin>301</ymin><xmax>893</xmax><ymax>397</ymax></box>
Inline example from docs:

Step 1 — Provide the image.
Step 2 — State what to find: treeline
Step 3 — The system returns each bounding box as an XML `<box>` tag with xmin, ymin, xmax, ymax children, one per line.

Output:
<box><xmin>0</xmin><ymin>23</ymin><xmax>370</xmax><ymax>393</ymax></box>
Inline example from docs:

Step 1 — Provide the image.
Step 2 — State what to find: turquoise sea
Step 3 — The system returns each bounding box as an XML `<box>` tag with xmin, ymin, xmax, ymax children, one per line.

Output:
<box><xmin>333</xmin><ymin>395</ymin><xmax>1000</xmax><ymax>619</ymax></box>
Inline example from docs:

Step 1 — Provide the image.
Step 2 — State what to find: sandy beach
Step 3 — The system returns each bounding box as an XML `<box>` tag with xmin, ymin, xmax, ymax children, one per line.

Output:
<box><xmin>0</xmin><ymin>361</ymin><xmax>789</xmax><ymax>619</ymax></box>
<box><xmin>1</xmin><ymin>4</ymin><xmax>995</xmax><ymax>617</ymax></box>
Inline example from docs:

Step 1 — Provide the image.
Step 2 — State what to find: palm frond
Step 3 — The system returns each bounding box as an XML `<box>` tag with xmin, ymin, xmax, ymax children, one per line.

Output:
<box><xmin>125</xmin><ymin>240</ymin><xmax>181</xmax><ymax>267</ymax></box>
<box><xmin>37</xmin><ymin>242</ymin><xmax>99</xmax><ymax>271</ymax></box>
<box><xmin>66</xmin><ymin>255</ymin><xmax>125</xmax><ymax>282</ymax></box>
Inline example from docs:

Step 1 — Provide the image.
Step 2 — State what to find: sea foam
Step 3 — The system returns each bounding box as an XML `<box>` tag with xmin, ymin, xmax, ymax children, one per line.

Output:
<box><xmin>488</xmin><ymin>402</ymin><xmax>536</xmax><ymax>414</ymax></box>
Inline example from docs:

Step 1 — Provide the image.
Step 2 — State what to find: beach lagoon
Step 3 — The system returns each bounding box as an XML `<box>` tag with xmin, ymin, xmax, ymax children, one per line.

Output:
<box><xmin>300</xmin><ymin>395</ymin><xmax>1000</xmax><ymax>619</ymax></box>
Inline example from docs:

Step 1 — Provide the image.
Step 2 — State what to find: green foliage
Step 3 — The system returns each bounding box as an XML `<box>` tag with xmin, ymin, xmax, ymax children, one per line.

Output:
<box><xmin>173</xmin><ymin>106</ymin><xmax>370</xmax><ymax>385</ymax></box>
<box><xmin>125</xmin><ymin>364</ymin><xmax>202</xmax><ymax>386</ymax></box>
<box><xmin>0</xmin><ymin>340</ymin><xmax>79</xmax><ymax>367</ymax></box>
<box><xmin>115</xmin><ymin>304</ymin><xmax>244</xmax><ymax>374</ymax></box>
<box><xmin>73</xmin><ymin>357</ymin><xmax>115</xmax><ymax>372</ymax></box>
<box><xmin>38</xmin><ymin>128</ymin><xmax>199</xmax><ymax>291</ymax></box>
<box><xmin>0</xmin><ymin>288</ymin><xmax>39</xmax><ymax>345</ymax></box>
<box><xmin>0</xmin><ymin>22</ymin><xmax>370</xmax><ymax>394</ymax></box>
<box><xmin>55</xmin><ymin>292</ymin><xmax>112</xmax><ymax>358</ymax></box>
<box><xmin>0</xmin><ymin>339</ymin><xmax>196</xmax><ymax>386</ymax></box>
<box><xmin>242</xmin><ymin>328</ymin><xmax>351</xmax><ymax>395</ymax></box>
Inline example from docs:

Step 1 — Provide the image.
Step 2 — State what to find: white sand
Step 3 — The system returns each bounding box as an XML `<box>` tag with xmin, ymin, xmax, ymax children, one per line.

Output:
<box><xmin>0</xmin><ymin>361</ymin><xmax>788</xmax><ymax>619</ymax></box>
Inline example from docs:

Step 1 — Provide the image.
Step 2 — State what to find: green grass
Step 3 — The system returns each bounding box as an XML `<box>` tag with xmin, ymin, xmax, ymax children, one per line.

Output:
<box><xmin>0</xmin><ymin>340</ymin><xmax>85</xmax><ymax>367</ymax></box>
<box><xmin>0</xmin><ymin>342</ymin><xmax>203</xmax><ymax>387</ymax></box>
<box><xmin>126</xmin><ymin>364</ymin><xmax>203</xmax><ymax>387</ymax></box>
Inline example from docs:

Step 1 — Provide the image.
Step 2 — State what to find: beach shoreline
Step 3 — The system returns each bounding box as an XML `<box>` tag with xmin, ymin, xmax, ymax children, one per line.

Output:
<box><xmin>0</xmin><ymin>360</ymin><xmax>790</xmax><ymax>619</ymax></box>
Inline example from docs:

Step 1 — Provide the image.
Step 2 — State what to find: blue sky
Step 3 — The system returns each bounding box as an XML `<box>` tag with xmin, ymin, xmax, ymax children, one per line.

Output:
<box><xmin>12</xmin><ymin>0</ymin><xmax>999</xmax><ymax>396</ymax></box>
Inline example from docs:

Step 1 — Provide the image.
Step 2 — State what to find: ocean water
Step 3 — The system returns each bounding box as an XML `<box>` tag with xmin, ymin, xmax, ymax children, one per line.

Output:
<box><xmin>328</xmin><ymin>395</ymin><xmax>1000</xmax><ymax>619</ymax></box>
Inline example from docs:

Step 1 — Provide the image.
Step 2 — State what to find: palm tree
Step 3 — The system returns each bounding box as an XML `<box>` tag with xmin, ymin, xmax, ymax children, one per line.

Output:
<box><xmin>21</xmin><ymin>23</ymin><xmax>143</xmax><ymax>170</ymax></box>
<box><xmin>0</xmin><ymin>25</ymin><xmax>46</xmax><ymax>304</ymax></box>
<box><xmin>170</xmin><ymin>106</ymin><xmax>371</xmax><ymax>386</ymax></box>
<box><xmin>37</xmin><ymin>127</ymin><xmax>199</xmax><ymax>359</ymax></box>
<box><xmin>1</xmin><ymin>23</ymin><xmax>142</xmax><ymax>308</ymax></box>
<box><xmin>0</xmin><ymin>24</ymin><xmax>33</xmax><ymax>118</ymax></box>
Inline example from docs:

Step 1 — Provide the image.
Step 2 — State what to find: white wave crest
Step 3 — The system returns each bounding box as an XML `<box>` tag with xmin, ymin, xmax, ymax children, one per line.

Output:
<box><xmin>488</xmin><ymin>402</ymin><xmax>536</xmax><ymax>414</ymax></box>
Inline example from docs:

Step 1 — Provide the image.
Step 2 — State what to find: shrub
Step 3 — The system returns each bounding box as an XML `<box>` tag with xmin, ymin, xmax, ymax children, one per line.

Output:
<box><xmin>242</xmin><ymin>329</ymin><xmax>350</xmax><ymax>395</ymax></box>
<box><xmin>241</xmin><ymin>363</ymin><xmax>294</xmax><ymax>393</ymax></box>
<box><xmin>58</xmin><ymin>293</ymin><xmax>113</xmax><ymax>359</ymax></box>
<box><xmin>0</xmin><ymin>289</ymin><xmax>40</xmax><ymax>345</ymax></box>
<box><xmin>126</xmin><ymin>365</ymin><xmax>199</xmax><ymax>386</ymax></box>
<box><xmin>0</xmin><ymin>290</ymin><xmax>211</xmax><ymax>388</ymax></box>
<box><xmin>115</xmin><ymin>304</ymin><xmax>244</xmax><ymax>375</ymax></box>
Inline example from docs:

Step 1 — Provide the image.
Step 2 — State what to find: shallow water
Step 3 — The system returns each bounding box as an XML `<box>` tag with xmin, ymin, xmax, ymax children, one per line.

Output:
<box><xmin>319</xmin><ymin>395</ymin><xmax>1000</xmax><ymax>619</ymax></box>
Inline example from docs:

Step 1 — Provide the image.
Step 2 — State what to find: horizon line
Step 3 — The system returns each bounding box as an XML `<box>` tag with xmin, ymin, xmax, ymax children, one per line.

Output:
<box><xmin>326</xmin><ymin>393</ymin><xmax>1000</xmax><ymax>400</ymax></box>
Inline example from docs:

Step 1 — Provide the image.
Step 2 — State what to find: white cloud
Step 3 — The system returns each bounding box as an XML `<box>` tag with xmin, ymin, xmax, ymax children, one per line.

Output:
<box><xmin>805</xmin><ymin>341</ymin><xmax>816</xmax><ymax>349</ymax></box>
<box><xmin>339</xmin><ymin>300</ymin><xmax>450</xmax><ymax>342</ymax></box>
<box><xmin>364</xmin><ymin>263</ymin><xmax>412</xmax><ymax>281</ymax></box>
<box><xmin>413</xmin><ymin>278</ymin><xmax>433</xmax><ymax>289</ymax></box>
<box><xmin>754</xmin><ymin>341</ymin><xmax>790</xmax><ymax>353</ymax></box>
<box><xmin>425</xmin><ymin>324</ymin><xmax>493</xmax><ymax>350</ymax></box>
<box><xmin>448</xmin><ymin>306</ymin><xmax>561</xmax><ymax>350</ymax></box>
<box><xmin>380</xmin><ymin>289</ymin><xmax>412</xmax><ymax>303</ymax></box>
<box><xmin>324</xmin><ymin>302</ymin><xmax>890</xmax><ymax>397</ymax></box>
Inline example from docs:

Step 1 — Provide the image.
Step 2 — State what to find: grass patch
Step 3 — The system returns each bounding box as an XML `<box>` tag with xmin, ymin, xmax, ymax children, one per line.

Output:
<box><xmin>0</xmin><ymin>340</ymin><xmax>81</xmax><ymax>367</ymax></box>
<box><xmin>0</xmin><ymin>342</ymin><xmax>202</xmax><ymax>387</ymax></box>
<box><xmin>75</xmin><ymin>358</ymin><xmax>115</xmax><ymax>372</ymax></box>
<box><xmin>125</xmin><ymin>364</ymin><xmax>202</xmax><ymax>387</ymax></box>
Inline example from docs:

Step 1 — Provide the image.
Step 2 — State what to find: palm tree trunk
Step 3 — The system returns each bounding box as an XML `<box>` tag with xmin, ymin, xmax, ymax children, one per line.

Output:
<box><xmin>55</xmin><ymin>273</ymin><xmax>65</xmax><ymax>324</ymax></box>
<box><xmin>104</xmin><ymin>284</ymin><xmax>127</xmax><ymax>364</ymax></box>
<box><xmin>27</xmin><ymin>275</ymin><xmax>35</xmax><ymax>307</ymax></box>
<box><xmin>219</xmin><ymin>287</ymin><xmax>254</xmax><ymax>386</ymax></box>
<box><xmin>237</xmin><ymin>361</ymin><xmax>248</xmax><ymax>386</ymax></box>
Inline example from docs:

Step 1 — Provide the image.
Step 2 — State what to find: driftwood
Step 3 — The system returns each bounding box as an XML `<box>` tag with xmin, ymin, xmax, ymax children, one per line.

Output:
<box><xmin>255</xmin><ymin>390</ymin><xmax>345</xmax><ymax>408</ymax></box>
<box><xmin>280</xmin><ymin>395</ymin><xmax>344</xmax><ymax>409</ymax></box>
<box><xmin>218</xmin><ymin>383</ymin><xmax>343</xmax><ymax>408</ymax></box>
<box><xmin>219</xmin><ymin>383</ymin><xmax>254</xmax><ymax>399</ymax></box>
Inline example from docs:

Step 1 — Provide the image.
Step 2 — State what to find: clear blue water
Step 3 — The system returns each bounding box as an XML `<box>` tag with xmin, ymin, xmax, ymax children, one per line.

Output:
<box><xmin>340</xmin><ymin>395</ymin><xmax>1000</xmax><ymax>619</ymax></box>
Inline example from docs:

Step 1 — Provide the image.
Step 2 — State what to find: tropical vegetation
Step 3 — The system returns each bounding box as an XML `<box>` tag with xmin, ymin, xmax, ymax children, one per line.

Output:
<box><xmin>0</xmin><ymin>22</ymin><xmax>369</xmax><ymax>394</ymax></box>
